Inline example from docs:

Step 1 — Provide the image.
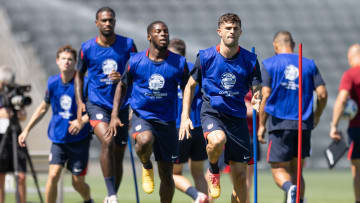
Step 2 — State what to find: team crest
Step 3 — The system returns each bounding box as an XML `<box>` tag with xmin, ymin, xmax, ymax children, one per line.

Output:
<box><xmin>207</xmin><ymin>123</ymin><xmax>214</xmax><ymax>130</ymax></box>
<box><xmin>96</xmin><ymin>113</ymin><xmax>104</xmax><ymax>120</ymax></box>
<box><xmin>148</xmin><ymin>74</ymin><xmax>165</xmax><ymax>91</ymax></box>
<box><xmin>284</xmin><ymin>64</ymin><xmax>299</xmax><ymax>81</ymax></box>
<box><xmin>221</xmin><ymin>72</ymin><xmax>236</xmax><ymax>90</ymax></box>
<box><xmin>102</xmin><ymin>59</ymin><xmax>118</xmax><ymax>75</ymax></box>
<box><xmin>60</xmin><ymin>95</ymin><xmax>72</xmax><ymax>111</ymax></box>
<box><xmin>135</xmin><ymin>124</ymin><xmax>142</xmax><ymax>131</ymax></box>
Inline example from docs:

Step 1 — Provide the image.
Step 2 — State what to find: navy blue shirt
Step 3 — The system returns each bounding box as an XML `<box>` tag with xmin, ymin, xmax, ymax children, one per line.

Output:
<box><xmin>191</xmin><ymin>45</ymin><xmax>262</xmax><ymax>118</ymax></box>
<box><xmin>262</xmin><ymin>53</ymin><xmax>325</xmax><ymax>131</ymax></box>
<box><xmin>44</xmin><ymin>75</ymin><xmax>90</xmax><ymax>143</ymax></box>
<box><xmin>122</xmin><ymin>50</ymin><xmax>189</xmax><ymax>122</ymax></box>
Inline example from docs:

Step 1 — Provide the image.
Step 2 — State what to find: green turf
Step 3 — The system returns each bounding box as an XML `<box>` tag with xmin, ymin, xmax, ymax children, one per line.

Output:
<box><xmin>5</xmin><ymin>168</ymin><xmax>353</xmax><ymax>203</ymax></box>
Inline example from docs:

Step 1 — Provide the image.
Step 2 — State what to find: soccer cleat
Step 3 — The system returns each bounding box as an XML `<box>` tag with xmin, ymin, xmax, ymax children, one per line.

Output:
<box><xmin>142</xmin><ymin>167</ymin><xmax>154</xmax><ymax>194</ymax></box>
<box><xmin>206</xmin><ymin>169</ymin><xmax>221</xmax><ymax>199</ymax></box>
<box><xmin>286</xmin><ymin>185</ymin><xmax>297</xmax><ymax>203</ymax></box>
<box><xmin>195</xmin><ymin>192</ymin><xmax>209</xmax><ymax>203</ymax></box>
<box><xmin>103</xmin><ymin>195</ymin><xmax>118</xmax><ymax>203</ymax></box>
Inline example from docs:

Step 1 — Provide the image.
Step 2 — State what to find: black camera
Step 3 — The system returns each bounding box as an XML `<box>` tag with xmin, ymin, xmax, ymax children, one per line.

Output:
<box><xmin>0</xmin><ymin>83</ymin><xmax>32</xmax><ymax>110</ymax></box>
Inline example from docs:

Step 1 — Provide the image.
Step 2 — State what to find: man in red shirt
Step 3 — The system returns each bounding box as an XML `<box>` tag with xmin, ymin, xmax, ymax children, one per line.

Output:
<box><xmin>330</xmin><ymin>43</ymin><xmax>360</xmax><ymax>203</ymax></box>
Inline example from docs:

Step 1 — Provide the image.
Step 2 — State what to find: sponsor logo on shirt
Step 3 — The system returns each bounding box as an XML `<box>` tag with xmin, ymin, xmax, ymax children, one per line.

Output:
<box><xmin>145</xmin><ymin>74</ymin><xmax>168</xmax><ymax>99</ymax></box>
<box><xmin>281</xmin><ymin>64</ymin><xmax>299</xmax><ymax>90</ymax></box>
<box><xmin>100</xmin><ymin>59</ymin><xmax>118</xmax><ymax>85</ymax></box>
<box><xmin>59</xmin><ymin>95</ymin><xmax>72</xmax><ymax>119</ymax></box>
<box><xmin>219</xmin><ymin>72</ymin><xmax>239</xmax><ymax>97</ymax></box>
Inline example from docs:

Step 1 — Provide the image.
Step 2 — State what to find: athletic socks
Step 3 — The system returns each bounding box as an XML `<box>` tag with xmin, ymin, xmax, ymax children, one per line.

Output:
<box><xmin>209</xmin><ymin>162</ymin><xmax>219</xmax><ymax>174</ymax></box>
<box><xmin>143</xmin><ymin>161</ymin><xmax>153</xmax><ymax>169</ymax></box>
<box><xmin>185</xmin><ymin>186</ymin><xmax>199</xmax><ymax>200</ymax></box>
<box><xmin>104</xmin><ymin>176</ymin><xmax>116</xmax><ymax>196</ymax></box>
<box><xmin>356</xmin><ymin>202</ymin><xmax>360</xmax><ymax>203</ymax></box>
<box><xmin>281</xmin><ymin>181</ymin><xmax>293</xmax><ymax>192</ymax></box>
<box><xmin>83</xmin><ymin>199</ymin><xmax>93</xmax><ymax>203</ymax></box>
<box><xmin>300</xmin><ymin>200</ymin><xmax>304</xmax><ymax>203</ymax></box>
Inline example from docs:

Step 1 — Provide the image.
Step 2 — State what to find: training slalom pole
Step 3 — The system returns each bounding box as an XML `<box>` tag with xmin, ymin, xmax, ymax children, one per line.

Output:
<box><xmin>128</xmin><ymin>137</ymin><xmax>140</xmax><ymax>203</ymax></box>
<box><xmin>296</xmin><ymin>43</ymin><xmax>303</xmax><ymax>203</ymax></box>
<box><xmin>251</xmin><ymin>46</ymin><xmax>258</xmax><ymax>203</ymax></box>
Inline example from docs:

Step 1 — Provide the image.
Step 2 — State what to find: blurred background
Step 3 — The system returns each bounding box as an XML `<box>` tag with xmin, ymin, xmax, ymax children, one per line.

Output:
<box><xmin>0</xmin><ymin>0</ymin><xmax>359</xmax><ymax>202</ymax></box>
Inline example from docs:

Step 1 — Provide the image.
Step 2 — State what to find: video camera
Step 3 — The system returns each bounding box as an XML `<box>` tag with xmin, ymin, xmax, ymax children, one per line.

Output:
<box><xmin>0</xmin><ymin>83</ymin><xmax>32</xmax><ymax>110</ymax></box>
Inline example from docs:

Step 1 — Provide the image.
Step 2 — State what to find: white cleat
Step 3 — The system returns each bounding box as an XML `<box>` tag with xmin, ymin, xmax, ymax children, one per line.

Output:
<box><xmin>195</xmin><ymin>192</ymin><xmax>209</xmax><ymax>203</ymax></box>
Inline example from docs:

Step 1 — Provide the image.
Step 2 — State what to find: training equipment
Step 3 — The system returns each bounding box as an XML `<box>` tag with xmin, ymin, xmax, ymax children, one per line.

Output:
<box><xmin>128</xmin><ymin>138</ymin><xmax>140</xmax><ymax>203</ymax></box>
<box><xmin>296</xmin><ymin>43</ymin><xmax>303</xmax><ymax>203</ymax></box>
<box><xmin>142</xmin><ymin>167</ymin><xmax>154</xmax><ymax>194</ymax></box>
<box><xmin>252</xmin><ymin>46</ymin><xmax>258</xmax><ymax>203</ymax></box>
<box><xmin>342</xmin><ymin>98</ymin><xmax>358</xmax><ymax>120</ymax></box>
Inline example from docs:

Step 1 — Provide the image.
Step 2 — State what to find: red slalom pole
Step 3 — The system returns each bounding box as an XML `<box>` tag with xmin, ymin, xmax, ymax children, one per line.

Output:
<box><xmin>296</xmin><ymin>43</ymin><xmax>303</xmax><ymax>203</ymax></box>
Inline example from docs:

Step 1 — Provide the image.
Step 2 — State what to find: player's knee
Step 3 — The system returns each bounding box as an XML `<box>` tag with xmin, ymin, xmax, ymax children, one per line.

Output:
<box><xmin>48</xmin><ymin>169</ymin><xmax>62</xmax><ymax>182</ymax></box>
<box><xmin>232</xmin><ymin>170</ymin><xmax>247</xmax><ymax>185</ymax></box>
<box><xmin>136</xmin><ymin>132</ymin><xmax>153</xmax><ymax>147</ymax></box>
<box><xmin>17</xmin><ymin>173</ymin><xmax>26</xmax><ymax>184</ymax></box>
<box><xmin>71</xmin><ymin>176</ymin><xmax>84</xmax><ymax>190</ymax></box>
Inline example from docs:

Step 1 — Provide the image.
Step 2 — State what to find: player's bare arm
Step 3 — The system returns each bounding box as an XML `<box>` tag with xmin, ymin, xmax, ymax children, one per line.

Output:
<box><xmin>179</xmin><ymin>76</ymin><xmax>197</xmax><ymax>140</ymax></box>
<box><xmin>18</xmin><ymin>101</ymin><xmax>50</xmax><ymax>147</ymax></box>
<box><xmin>251</xmin><ymin>84</ymin><xmax>262</xmax><ymax>112</ymax></box>
<box><xmin>106</xmin><ymin>81</ymin><xmax>127</xmax><ymax>137</ymax></box>
<box><xmin>313</xmin><ymin>85</ymin><xmax>327</xmax><ymax>128</ymax></box>
<box><xmin>330</xmin><ymin>89</ymin><xmax>349</xmax><ymax>141</ymax></box>
<box><xmin>257</xmin><ymin>86</ymin><xmax>271</xmax><ymax>144</ymax></box>
<box><xmin>75</xmin><ymin>71</ymin><xmax>86</xmax><ymax>122</ymax></box>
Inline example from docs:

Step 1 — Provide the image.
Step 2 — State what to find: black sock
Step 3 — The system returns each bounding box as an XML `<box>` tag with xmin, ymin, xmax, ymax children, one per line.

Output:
<box><xmin>185</xmin><ymin>186</ymin><xmax>198</xmax><ymax>200</ymax></box>
<box><xmin>300</xmin><ymin>199</ymin><xmax>304</xmax><ymax>203</ymax></box>
<box><xmin>104</xmin><ymin>177</ymin><xmax>116</xmax><ymax>196</ymax></box>
<box><xmin>84</xmin><ymin>199</ymin><xmax>93</xmax><ymax>203</ymax></box>
<box><xmin>143</xmin><ymin>161</ymin><xmax>153</xmax><ymax>169</ymax></box>
<box><xmin>209</xmin><ymin>162</ymin><xmax>219</xmax><ymax>174</ymax></box>
<box><xmin>281</xmin><ymin>181</ymin><xmax>293</xmax><ymax>192</ymax></box>
<box><xmin>356</xmin><ymin>201</ymin><xmax>360</xmax><ymax>203</ymax></box>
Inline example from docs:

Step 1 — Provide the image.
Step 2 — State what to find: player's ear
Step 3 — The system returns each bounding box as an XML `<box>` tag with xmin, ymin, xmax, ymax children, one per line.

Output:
<box><xmin>147</xmin><ymin>33</ymin><xmax>151</xmax><ymax>42</ymax></box>
<box><xmin>217</xmin><ymin>27</ymin><xmax>222</xmax><ymax>37</ymax></box>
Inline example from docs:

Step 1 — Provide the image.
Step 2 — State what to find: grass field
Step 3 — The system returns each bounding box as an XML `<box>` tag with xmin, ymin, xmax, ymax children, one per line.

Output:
<box><xmin>5</xmin><ymin>166</ymin><xmax>353</xmax><ymax>203</ymax></box>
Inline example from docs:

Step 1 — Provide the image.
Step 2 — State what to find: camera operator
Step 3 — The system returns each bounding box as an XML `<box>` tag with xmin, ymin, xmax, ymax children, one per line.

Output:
<box><xmin>0</xmin><ymin>65</ymin><xmax>27</xmax><ymax>203</ymax></box>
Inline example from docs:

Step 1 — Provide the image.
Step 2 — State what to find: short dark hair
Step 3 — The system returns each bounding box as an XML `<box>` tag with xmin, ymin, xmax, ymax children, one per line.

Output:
<box><xmin>168</xmin><ymin>39</ymin><xmax>186</xmax><ymax>56</ymax></box>
<box><xmin>96</xmin><ymin>7</ymin><xmax>116</xmax><ymax>20</ymax></box>
<box><xmin>218</xmin><ymin>13</ymin><xmax>241</xmax><ymax>28</ymax></box>
<box><xmin>147</xmin><ymin>20</ymin><xmax>167</xmax><ymax>34</ymax></box>
<box><xmin>273</xmin><ymin>30</ymin><xmax>295</xmax><ymax>49</ymax></box>
<box><xmin>56</xmin><ymin>45</ymin><xmax>77</xmax><ymax>61</ymax></box>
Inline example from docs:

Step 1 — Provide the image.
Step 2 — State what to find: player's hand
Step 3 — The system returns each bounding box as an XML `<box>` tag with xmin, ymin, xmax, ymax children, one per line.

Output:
<box><xmin>68</xmin><ymin>119</ymin><xmax>84</xmax><ymax>135</ymax></box>
<box><xmin>105</xmin><ymin>116</ymin><xmax>124</xmax><ymax>137</ymax></box>
<box><xmin>77</xmin><ymin>101</ymin><xmax>86</xmax><ymax>122</ymax></box>
<box><xmin>18</xmin><ymin>131</ymin><xmax>28</xmax><ymax>147</ymax></box>
<box><xmin>251</xmin><ymin>91</ymin><xmax>261</xmax><ymax>112</ymax></box>
<box><xmin>179</xmin><ymin>117</ymin><xmax>194</xmax><ymax>140</ymax></box>
<box><xmin>257</xmin><ymin>125</ymin><xmax>267</xmax><ymax>144</ymax></box>
<box><xmin>329</xmin><ymin>125</ymin><xmax>342</xmax><ymax>141</ymax></box>
<box><xmin>108</xmin><ymin>70</ymin><xmax>121</xmax><ymax>82</ymax></box>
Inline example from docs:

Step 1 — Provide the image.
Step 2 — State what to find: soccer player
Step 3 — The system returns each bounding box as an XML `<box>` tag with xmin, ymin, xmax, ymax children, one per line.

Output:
<box><xmin>106</xmin><ymin>21</ymin><xmax>188</xmax><ymax>203</ymax></box>
<box><xmin>18</xmin><ymin>45</ymin><xmax>93</xmax><ymax>203</ymax></box>
<box><xmin>0</xmin><ymin>66</ymin><xmax>27</xmax><ymax>203</ymax></box>
<box><xmin>330</xmin><ymin>44</ymin><xmax>360</xmax><ymax>203</ymax></box>
<box><xmin>74</xmin><ymin>7</ymin><xmax>137</xmax><ymax>202</ymax></box>
<box><xmin>257</xmin><ymin>31</ymin><xmax>327</xmax><ymax>203</ymax></box>
<box><xmin>179</xmin><ymin>13</ymin><xmax>262</xmax><ymax>203</ymax></box>
<box><xmin>168</xmin><ymin>39</ymin><xmax>208</xmax><ymax>203</ymax></box>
